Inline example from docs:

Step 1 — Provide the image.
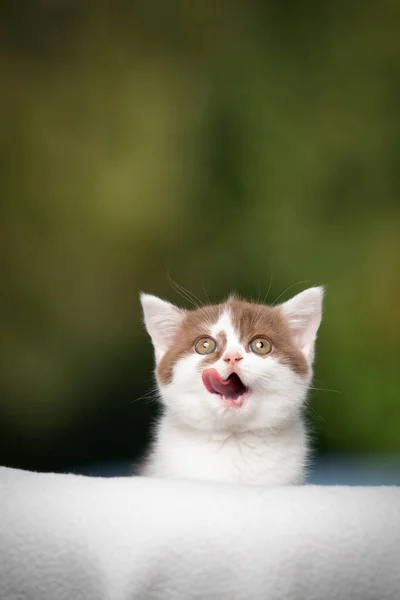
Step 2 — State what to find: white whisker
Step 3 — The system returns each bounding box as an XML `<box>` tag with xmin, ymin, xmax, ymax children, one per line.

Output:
<box><xmin>130</xmin><ymin>389</ymin><xmax>159</xmax><ymax>405</ymax></box>
<box><xmin>168</xmin><ymin>273</ymin><xmax>202</xmax><ymax>309</ymax></box>
<box><xmin>263</xmin><ymin>266</ymin><xmax>274</xmax><ymax>304</ymax></box>
<box><xmin>309</xmin><ymin>386</ymin><xmax>341</xmax><ymax>394</ymax></box>
<box><xmin>272</xmin><ymin>280</ymin><xmax>311</xmax><ymax>305</ymax></box>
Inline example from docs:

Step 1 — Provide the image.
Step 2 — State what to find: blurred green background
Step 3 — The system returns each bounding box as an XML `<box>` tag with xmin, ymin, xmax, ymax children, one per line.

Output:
<box><xmin>1</xmin><ymin>0</ymin><xmax>399</xmax><ymax>475</ymax></box>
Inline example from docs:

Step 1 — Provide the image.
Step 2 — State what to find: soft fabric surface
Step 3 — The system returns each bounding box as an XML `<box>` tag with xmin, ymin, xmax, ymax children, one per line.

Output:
<box><xmin>0</xmin><ymin>467</ymin><xmax>399</xmax><ymax>600</ymax></box>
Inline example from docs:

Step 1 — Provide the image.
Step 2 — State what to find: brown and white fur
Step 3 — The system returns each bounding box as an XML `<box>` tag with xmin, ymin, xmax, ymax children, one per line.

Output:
<box><xmin>139</xmin><ymin>287</ymin><xmax>324</xmax><ymax>486</ymax></box>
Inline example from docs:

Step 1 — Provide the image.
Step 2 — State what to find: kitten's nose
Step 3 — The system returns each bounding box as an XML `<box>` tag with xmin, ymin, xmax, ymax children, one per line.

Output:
<box><xmin>223</xmin><ymin>352</ymin><xmax>243</xmax><ymax>365</ymax></box>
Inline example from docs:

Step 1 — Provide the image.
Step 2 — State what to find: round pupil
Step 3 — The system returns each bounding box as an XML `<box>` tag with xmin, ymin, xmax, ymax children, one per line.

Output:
<box><xmin>203</xmin><ymin>341</ymin><xmax>209</xmax><ymax>348</ymax></box>
<box><xmin>257</xmin><ymin>341</ymin><xmax>264</xmax><ymax>348</ymax></box>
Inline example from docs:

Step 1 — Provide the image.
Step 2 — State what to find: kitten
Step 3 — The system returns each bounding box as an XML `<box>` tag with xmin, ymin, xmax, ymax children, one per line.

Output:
<box><xmin>139</xmin><ymin>287</ymin><xmax>324</xmax><ymax>486</ymax></box>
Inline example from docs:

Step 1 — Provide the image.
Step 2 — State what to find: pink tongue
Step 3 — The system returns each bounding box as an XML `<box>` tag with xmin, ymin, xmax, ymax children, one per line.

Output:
<box><xmin>202</xmin><ymin>368</ymin><xmax>247</xmax><ymax>401</ymax></box>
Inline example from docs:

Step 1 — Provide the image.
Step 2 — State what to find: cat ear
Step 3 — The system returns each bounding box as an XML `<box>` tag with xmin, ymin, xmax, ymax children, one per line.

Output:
<box><xmin>280</xmin><ymin>287</ymin><xmax>324</xmax><ymax>361</ymax></box>
<box><xmin>140</xmin><ymin>294</ymin><xmax>186</xmax><ymax>363</ymax></box>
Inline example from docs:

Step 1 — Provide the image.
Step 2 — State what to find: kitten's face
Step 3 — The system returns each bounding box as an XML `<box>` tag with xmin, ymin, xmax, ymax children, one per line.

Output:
<box><xmin>141</xmin><ymin>288</ymin><xmax>323</xmax><ymax>432</ymax></box>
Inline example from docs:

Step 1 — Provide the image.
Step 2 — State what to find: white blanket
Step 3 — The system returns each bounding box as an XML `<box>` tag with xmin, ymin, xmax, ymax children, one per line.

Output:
<box><xmin>0</xmin><ymin>467</ymin><xmax>399</xmax><ymax>600</ymax></box>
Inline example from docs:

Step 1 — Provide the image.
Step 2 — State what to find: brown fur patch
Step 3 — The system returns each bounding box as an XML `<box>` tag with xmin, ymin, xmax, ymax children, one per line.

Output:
<box><xmin>228</xmin><ymin>299</ymin><xmax>308</xmax><ymax>377</ymax></box>
<box><xmin>202</xmin><ymin>330</ymin><xmax>227</xmax><ymax>367</ymax></box>
<box><xmin>156</xmin><ymin>299</ymin><xmax>308</xmax><ymax>385</ymax></box>
<box><xmin>157</xmin><ymin>304</ymin><xmax>223</xmax><ymax>385</ymax></box>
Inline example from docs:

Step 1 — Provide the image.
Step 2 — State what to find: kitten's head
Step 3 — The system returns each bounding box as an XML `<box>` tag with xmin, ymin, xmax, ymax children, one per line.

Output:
<box><xmin>141</xmin><ymin>287</ymin><xmax>324</xmax><ymax>432</ymax></box>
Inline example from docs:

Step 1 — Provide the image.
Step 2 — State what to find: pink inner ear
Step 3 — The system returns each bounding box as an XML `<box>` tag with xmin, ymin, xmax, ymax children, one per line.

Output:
<box><xmin>281</xmin><ymin>287</ymin><xmax>323</xmax><ymax>352</ymax></box>
<box><xmin>290</xmin><ymin>322</ymin><xmax>317</xmax><ymax>356</ymax></box>
<box><xmin>290</xmin><ymin>327</ymin><xmax>304</xmax><ymax>343</ymax></box>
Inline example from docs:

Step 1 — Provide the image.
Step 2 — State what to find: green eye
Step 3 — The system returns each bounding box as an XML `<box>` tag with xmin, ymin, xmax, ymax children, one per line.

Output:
<box><xmin>195</xmin><ymin>337</ymin><xmax>217</xmax><ymax>355</ymax></box>
<box><xmin>249</xmin><ymin>337</ymin><xmax>272</xmax><ymax>356</ymax></box>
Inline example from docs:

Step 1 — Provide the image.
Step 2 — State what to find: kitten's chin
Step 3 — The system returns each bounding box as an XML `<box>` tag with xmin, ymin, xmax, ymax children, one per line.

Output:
<box><xmin>220</xmin><ymin>390</ymin><xmax>249</xmax><ymax>408</ymax></box>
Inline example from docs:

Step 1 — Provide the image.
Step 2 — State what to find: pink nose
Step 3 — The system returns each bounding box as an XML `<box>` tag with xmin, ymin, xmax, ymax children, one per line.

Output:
<box><xmin>223</xmin><ymin>353</ymin><xmax>243</xmax><ymax>365</ymax></box>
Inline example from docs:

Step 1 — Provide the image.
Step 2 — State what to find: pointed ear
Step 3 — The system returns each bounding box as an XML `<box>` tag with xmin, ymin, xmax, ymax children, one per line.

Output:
<box><xmin>280</xmin><ymin>287</ymin><xmax>324</xmax><ymax>361</ymax></box>
<box><xmin>140</xmin><ymin>294</ymin><xmax>186</xmax><ymax>363</ymax></box>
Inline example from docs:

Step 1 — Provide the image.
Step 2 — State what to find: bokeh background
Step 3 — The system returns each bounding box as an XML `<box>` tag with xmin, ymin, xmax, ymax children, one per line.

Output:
<box><xmin>1</xmin><ymin>0</ymin><xmax>399</xmax><ymax>483</ymax></box>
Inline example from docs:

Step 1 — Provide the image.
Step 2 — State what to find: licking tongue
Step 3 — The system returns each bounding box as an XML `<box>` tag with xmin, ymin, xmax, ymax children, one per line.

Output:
<box><xmin>202</xmin><ymin>368</ymin><xmax>247</xmax><ymax>401</ymax></box>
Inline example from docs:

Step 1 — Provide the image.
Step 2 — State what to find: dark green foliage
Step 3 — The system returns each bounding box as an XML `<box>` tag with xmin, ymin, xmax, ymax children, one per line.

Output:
<box><xmin>0</xmin><ymin>1</ymin><xmax>399</xmax><ymax>470</ymax></box>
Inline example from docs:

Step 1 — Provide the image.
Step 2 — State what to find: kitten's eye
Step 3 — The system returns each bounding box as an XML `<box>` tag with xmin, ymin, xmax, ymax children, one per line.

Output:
<box><xmin>194</xmin><ymin>336</ymin><xmax>217</xmax><ymax>355</ymax></box>
<box><xmin>249</xmin><ymin>337</ymin><xmax>272</xmax><ymax>356</ymax></box>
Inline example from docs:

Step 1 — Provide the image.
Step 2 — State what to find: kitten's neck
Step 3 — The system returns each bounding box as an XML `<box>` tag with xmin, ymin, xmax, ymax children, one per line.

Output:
<box><xmin>146</xmin><ymin>409</ymin><xmax>308</xmax><ymax>485</ymax></box>
<box><xmin>163</xmin><ymin>407</ymin><xmax>303</xmax><ymax>442</ymax></box>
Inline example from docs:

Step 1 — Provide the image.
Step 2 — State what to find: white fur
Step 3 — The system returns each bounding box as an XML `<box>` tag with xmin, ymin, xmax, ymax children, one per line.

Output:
<box><xmin>140</xmin><ymin>287</ymin><xmax>324</xmax><ymax>486</ymax></box>
<box><xmin>281</xmin><ymin>287</ymin><xmax>324</xmax><ymax>362</ymax></box>
<box><xmin>140</xmin><ymin>294</ymin><xmax>185</xmax><ymax>363</ymax></box>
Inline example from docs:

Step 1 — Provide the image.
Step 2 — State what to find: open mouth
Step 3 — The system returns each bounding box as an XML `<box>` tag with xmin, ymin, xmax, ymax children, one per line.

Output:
<box><xmin>202</xmin><ymin>368</ymin><xmax>248</xmax><ymax>405</ymax></box>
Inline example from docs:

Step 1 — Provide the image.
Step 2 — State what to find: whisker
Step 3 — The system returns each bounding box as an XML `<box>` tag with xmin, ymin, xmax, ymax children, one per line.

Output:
<box><xmin>168</xmin><ymin>274</ymin><xmax>202</xmax><ymax>309</ymax></box>
<box><xmin>202</xmin><ymin>285</ymin><xmax>212</xmax><ymax>306</ymax></box>
<box><xmin>170</xmin><ymin>281</ymin><xmax>198</xmax><ymax>308</ymax></box>
<box><xmin>177</xmin><ymin>283</ymin><xmax>203</xmax><ymax>307</ymax></box>
<box><xmin>309</xmin><ymin>386</ymin><xmax>341</xmax><ymax>394</ymax></box>
<box><xmin>272</xmin><ymin>280</ymin><xmax>311</xmax><ymax>306</ymax></box>
<box><xmin>130</xmin><ymin>389</ymin><xmax>159</xmax><ymax>405</ymax></box>
<box><xmin>307</xmin><ymin>406</ymin><xmax>327</xmax><ymax>423</ymax></box>
<box><xmin>173</xmin><ymin>278</ymin><xmax>203</xmax><ymax>306</ymax></box>
<box><xmin>263</xmin><ymin>267</ymin><xmax>274</xmax><ymax>304</ymax></box>
<box><xmin>256</xmin><ymin>277</ymin><xmax>261</xmax><ymax>304</ymax></box>
<box><xmin>167</xmin><ymin>270</ymin><xmax>196</xmax><ymax>307</ymax></box>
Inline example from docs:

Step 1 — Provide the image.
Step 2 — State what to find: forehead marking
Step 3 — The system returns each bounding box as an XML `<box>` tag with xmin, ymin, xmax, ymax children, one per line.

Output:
<box><xmin>210</xmin><ymin>309</ymin><xmax>239</xmax><ymax>342</ymax></box>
